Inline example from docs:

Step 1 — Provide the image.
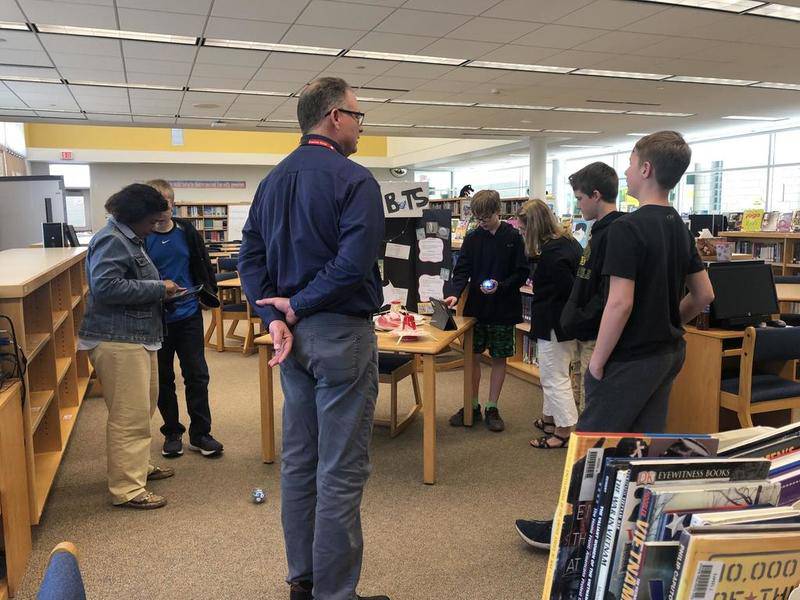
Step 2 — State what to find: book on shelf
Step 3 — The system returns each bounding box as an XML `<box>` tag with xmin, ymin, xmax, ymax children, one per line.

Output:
<box><xmin>762</xmin><ymin>210</ymin><xmax>780</xmax><ymax>231</ymax></box>
<box><xmin>777</xmin><ymin>212</ymin><xmax>794</xmax><ymax>233</ymax></box>
<box><xmin>727</xmin><ymin>212</ymin><xmax>743</xmax><ymax>232</ymax></box>
<box><xmin>689</xmin><ymin>503</ymin><xmax>800</xmax><ymax>528</ymax></box>
<box><xmin>793</xmin><ymin>210</ymin><xmax>800</xmax><ymax>233</ymax></box>
<box><xmin>741</xmin><ymin>209</ymin><xmax>765</xmax><ymax>232</ymax></box>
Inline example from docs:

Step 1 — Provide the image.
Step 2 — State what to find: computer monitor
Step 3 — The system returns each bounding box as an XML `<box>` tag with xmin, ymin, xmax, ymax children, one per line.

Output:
<box><xmin>689</xmin><ymin>214</ymin><xmax>728</xmax><ymax>237</ymax></box>
<box><xmin>708</xmin><ymin>261</ymin><xmax>779</xmax><ymax>328</ymax></box>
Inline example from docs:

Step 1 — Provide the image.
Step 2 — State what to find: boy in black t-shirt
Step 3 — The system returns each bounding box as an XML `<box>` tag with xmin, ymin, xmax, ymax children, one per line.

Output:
<box><xmin>579</xmin><ymin>130</ymin><xmax>714</xmax><ymax>433</ymax></box>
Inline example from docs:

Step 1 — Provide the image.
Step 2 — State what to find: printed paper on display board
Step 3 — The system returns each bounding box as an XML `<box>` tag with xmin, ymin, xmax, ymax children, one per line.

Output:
<box><xmin>418</xmin><ymin>237</ymin><xmax>444</xmax><ymax>263</ymax></box>
<box><xmin>418</xmin><ymin>274</ymin><xmax>445</xmax><ymax>302</ymax></box>
<box><xmin>382</xmin><ymin>281</ymin><xmax>408</xmax><ymax>306</ymax></box>
<box><xmin>385</xmin><ymin>242</ymin><xmax>411</xmax><ymax>260</ymax></box>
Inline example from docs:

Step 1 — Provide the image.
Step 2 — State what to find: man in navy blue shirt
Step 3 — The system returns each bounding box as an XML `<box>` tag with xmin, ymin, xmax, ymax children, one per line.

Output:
<box><xmin>239</xmin><ymin>78</ymin><xmax>387</xmax><ymax>600</ymax></box>
<box><xmin>145</xmin><ymin>180</ymin><xmax>223</xmax><ymax>459</ymax></box>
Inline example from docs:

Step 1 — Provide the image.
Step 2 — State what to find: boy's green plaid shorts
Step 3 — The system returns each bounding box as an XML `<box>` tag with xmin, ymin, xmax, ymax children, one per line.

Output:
<box><xmin>473</xmin><ymin>324</ymin><xmax>515</xmax><ymax>358</ymax></box>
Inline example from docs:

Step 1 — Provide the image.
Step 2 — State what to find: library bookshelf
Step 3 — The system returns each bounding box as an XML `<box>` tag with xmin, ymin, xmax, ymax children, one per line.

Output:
<box><xmin>429</xmin><ymin>196</ymin><xmax>528</xmax><ymax>219</ymax></box>
<box><xmin>173</xmin><ymin>201</ymin><xmax>250</xmax><ymax>243</ymax></box>
<box><xmin>0</xmin><ymin>248</ymin><xmax>92</xmax><ymax>526</ymax></box>
<box><xmin>722</xmin><ymin>231</ymin><xmax>800</xmax><ymax>275</ymax></box>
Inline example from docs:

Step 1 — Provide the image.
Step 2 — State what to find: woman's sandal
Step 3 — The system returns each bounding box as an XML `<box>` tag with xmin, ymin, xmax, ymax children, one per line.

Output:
<box><xmin>533</xmin><ymin>418</ymin><xmax>555</xmax><ymax>435</ymax></box>
<box><xmin>529</xmin><ymin>433</ymin><xmax>570</xmax><ymax>449</ymax></box>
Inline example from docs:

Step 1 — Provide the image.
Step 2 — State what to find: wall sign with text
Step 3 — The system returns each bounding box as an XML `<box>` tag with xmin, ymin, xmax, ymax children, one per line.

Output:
<box><xmin>380</xmin><ymin>181</ymin><xmax>429</xmax><ymax>218</ymax></box>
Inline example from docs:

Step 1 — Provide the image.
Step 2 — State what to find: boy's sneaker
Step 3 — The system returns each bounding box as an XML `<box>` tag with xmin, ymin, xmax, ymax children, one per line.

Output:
<box><xmin>117</xmin><ymin>491</ymin><xmax>167</xmax><ymax>510</ymax></box>
<box><xmin>188</xmin><ymin>434</ymin><xmax>224</xmax><ymax>457</ymax></box>
<box><xmin>484</xmin><ymin>406</ymin><xmax>505</xmax><ymax>432</ymax></box>
<box><xmin>161</xmin><ymin>433</ymin><xmax>183</xmax><ymax>458</ymax></box>
<box><xmin>515</xmin><ymin>519</ymin><xmax>553</xmax><ymax>550</ymax></box>
<box><xmin>449</xmin><ymin>405</ymin><xmax>482</xmax><ymax>427</ymax></box>
<box><xmin>289</xmin><ymin>581</ymin><xmax>312</xmax><ymax>600</ymax></box>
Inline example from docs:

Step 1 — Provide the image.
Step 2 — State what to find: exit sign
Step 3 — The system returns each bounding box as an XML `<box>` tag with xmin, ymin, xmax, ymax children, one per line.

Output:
<box><xmin>60</xmin><ymin>151</ymin><xmax>73</xmax><ymax>160</ymax></box>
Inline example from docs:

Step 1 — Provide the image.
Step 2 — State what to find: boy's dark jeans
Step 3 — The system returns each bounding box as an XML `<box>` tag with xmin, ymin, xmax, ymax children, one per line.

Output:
<box><xmin>157</xmin><ymin>310</ymin><xmax>212</xmax><ymax>440</ymax></box>
<box><xmin>576</xmin><ymin>341</ymin><xmax>686</xmax><ymax>434</ymax></box>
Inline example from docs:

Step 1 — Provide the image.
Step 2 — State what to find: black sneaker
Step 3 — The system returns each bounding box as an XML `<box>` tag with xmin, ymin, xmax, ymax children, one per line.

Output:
<box><xmin>515</xmin><ymin>519</ymin><xmax>552</xmax><ymax>550</ymax></box>
<box><xmin>484</xmin><ymin>406</ymin><xmax>505</xmax><ymax>432</ymax></box>
<box><xmin>188</xmin><ymin>434</ymin><xmax>224</xmax><ymax>457</ymax></box>
<box><xmin>161</xmin><ymin>434</ymin><xmax>183</xmax><ymax>458</ymax></box>
<box><xmin>289</xmin><ymin>581</ymin><xmax>312</xmax><ymax>600</ymax></box>
<box><xmin>449</xmin><ymin>404</ymin><xmax>482</xmax><ymax>427</ymax></box>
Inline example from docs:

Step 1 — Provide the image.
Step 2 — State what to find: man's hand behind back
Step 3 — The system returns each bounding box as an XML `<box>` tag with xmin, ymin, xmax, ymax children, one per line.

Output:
<box><xmin>257</xmin><ymin>296</ymin><xmax>298</xmax><ymax>325</ymax></box>
<box><xmin>267</xmin><ymin>320</ymin><xmax>294</xmax><ymax>367</ymax></box>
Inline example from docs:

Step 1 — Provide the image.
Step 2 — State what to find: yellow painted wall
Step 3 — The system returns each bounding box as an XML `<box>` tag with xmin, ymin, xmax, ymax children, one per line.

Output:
<box><xmin>24</xmin><ymin>123</ymin><xmax>388</xmax><ymax>156</ymax></box>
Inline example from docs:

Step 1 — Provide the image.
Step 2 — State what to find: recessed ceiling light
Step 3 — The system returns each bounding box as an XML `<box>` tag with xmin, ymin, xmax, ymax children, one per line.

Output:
<box><xmin>746</xmin><ymin>3</ymin><xmax>800</xmax><ymax>21</ymax></box>
<box><xmin>466</xmin><ymin>61</ymin><xmax>575</xmax><ymax>74</ymax></box>
<box><xmin>481</xmin><ymin>127</ymin><xmax>542</xmax><ymax>132</ymax></box>
<box><xmin>391</xmin><ymin>99</ymin><xmax>476</xmax><ymax>107</ymax></box>
<box><xmin>667</xmin><ymin>75</ymin><xmax>757</xmax><ymax>86</ymax></box>
<box><xmin>357</xmin><ymin>96</ymin><xmax>389</xmax><ymax>103</ymax></box>
<box><xmin>68</xmin><ymin>80</ymin><xmax>183</xmax><ymax>91</ymax></box>
<box><xmin>636</xmin><ymin>0</ymin><xmax>765</xmax><ymax>12</ymax></box>
<box><xmin>722</xmin><ymin>114</ymin><xmax>787</xmax><ymax>121</ymax></box>
<box><xmin>204</xmin><ymin>38</ymin><xmax>341</xmax><ymax>56</ymax></box>
<box><xmin>544</xmin><ymin>129</ymin><xmax>601</xmax><ymax>134</ymax></box>
<box><xmin>190</xmin><ymin>87</ymin><xmax>290</xmax><ymax>97</ymax></box>
<box><xmin>35</xmin><ymin>24</ymin><xmax>197</xmax><ymax>44</ymax></box>
<box><xmin>571</xmin><ymin>68</ymin><xmax>672</xmax><ymax>80</ymax></box>
<box><xmin>414</xmin><ymin>124</ymin><xmax>481</xmax><ymax>130</ymax></box>
<box><xmin>1</xmin><ymin>75</ymin><xmax>62</xmax><ymax>84</ymax></box>
<box><xmin>344</xmin><ymin>50</ymin><xmax>465</xmax><ymax>66</ymax></box>
<box><xmin>366</xmin><ymin>122</ymin><xmax>414</xmax><ymax>127</ymax></box>
<box><xmin>475</xmin><ymin>103</ymin><xmax>553</xmax><ymax>110</ymax></box>
<box><xmin>751</xmin><ymin>81</ymin><xmax>800</xmax><ymax>91</ymax></box>
<box><xmin>265</xmin><ymin>118</ymin><xmax>297</xmax><ymax>123</ymax></box>
<box><xmin>554</xmin><ymin>107</ymin><xmax>626</xmax><ymax>114</ymax></box>
<box><xmin>0</xmin><ymin>21</ymin><xmax>30</xmax><ymax>31</ymax></box>
<box><xmin>625</xmin><ymin>110</ymin><xmax>695</xmax><ymax>117</ymax></box>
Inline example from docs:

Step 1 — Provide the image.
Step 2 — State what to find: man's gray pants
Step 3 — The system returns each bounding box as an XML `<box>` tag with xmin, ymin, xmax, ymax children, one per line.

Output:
<box><xmin>279</xmin><ymin>312</ymin><xmax>378</xmax><ymax>600</ymax></box>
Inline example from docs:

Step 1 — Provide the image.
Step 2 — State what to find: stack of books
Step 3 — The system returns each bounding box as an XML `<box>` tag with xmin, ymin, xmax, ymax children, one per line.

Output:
<box><xmin>542</xmin><ymin>424</ymin><xmax>800</xmax><ymax>600</ymax></box>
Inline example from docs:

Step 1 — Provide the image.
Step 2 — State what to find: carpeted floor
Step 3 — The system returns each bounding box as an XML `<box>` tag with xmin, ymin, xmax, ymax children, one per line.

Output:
<box><xmin>13</xmin><ymin>339</ymin><xmax>568</xmax><ymax>599</ymax></box>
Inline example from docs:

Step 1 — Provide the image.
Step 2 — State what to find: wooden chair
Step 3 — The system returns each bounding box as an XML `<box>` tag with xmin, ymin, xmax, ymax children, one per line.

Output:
<box><xmin>374</xmin><ymin>352</ymin><xmax>422</xmax><ymax>437</ymax></box>
<box><xmin>720</xmin><ymin>326</ymin><xmax>800</xmax><ymax>428</ymax></box>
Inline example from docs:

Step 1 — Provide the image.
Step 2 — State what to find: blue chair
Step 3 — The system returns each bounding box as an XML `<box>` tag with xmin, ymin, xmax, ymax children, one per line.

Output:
<box><xmin>373</xmin><ymin>352</ymin><xmax>422</xmax><ymax>437</ymax></box>
<box><xmin>217</xmin><ymin>257</ymin><xmax>238</xmax><ymax>272</ymax></box>
<box><xmin>720</xmin><ymin>326</ymin><xmax>800</xmax><ymax>427</ymax></box>
<box><xmin>37</xmin><ymin>542</ymin><xmax>85</xmax><ymax>600</ymax></box>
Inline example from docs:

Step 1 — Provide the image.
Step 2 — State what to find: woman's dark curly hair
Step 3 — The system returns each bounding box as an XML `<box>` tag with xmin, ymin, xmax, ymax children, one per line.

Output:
<box><xmin>104</xmin><ymin>183</ymin><xmax>169</xmax><ymax>225</ymax></box>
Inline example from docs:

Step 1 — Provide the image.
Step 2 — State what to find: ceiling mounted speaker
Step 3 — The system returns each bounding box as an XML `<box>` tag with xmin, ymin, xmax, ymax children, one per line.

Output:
<box><xmin>390</xmin><ymin>168</ymin><xmax>408</xmax><ymax>178</ymax></box>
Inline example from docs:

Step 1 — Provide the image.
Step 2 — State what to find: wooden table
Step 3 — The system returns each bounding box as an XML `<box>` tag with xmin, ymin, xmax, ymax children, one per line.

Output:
<box><xmin>255</xmin><ymin>316</ymin><xmax>476</xmax><ymax>484</ymax></box>
<box><xmin>777</xmin><ymin>282</ymin><xmax>800</xmax><ymax>303</ymax></box>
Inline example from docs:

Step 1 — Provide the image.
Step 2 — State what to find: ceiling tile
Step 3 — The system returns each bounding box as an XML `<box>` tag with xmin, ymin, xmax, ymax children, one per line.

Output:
<box><xmin>0</xmin><ymin>50</ymin><xmax>53</xmax><ymax>68</ymax></box>
<box><xmin>0</xmin><ymin>109</ymin><xmax>37</xmax><ymax>116</ymax></box>
<box><xmin>116</xmin><ymin>0</ymin><xmax>211</xmax><ymax>14</ymax></box>
<box><xmin>578</xmin><ymin>31</ymin><xmax>666</xmax><ymax>55</ymax></box>
<box><xmin>0</xmin><ymin>2</ymin><xmax>26</xmax><ymax>20</ymax></box>
<box><xmin>401</xmin><ymin>0</ymin><xmax>499</xmax><ymax>15</ymax></box>
<box><xmin>351</xmin><ymin>32</ymin><xmax>437</xmax><ymax>54</ymax></box>
<box><xmin>191</xmin><ymin>62</ymin><xmax>260</xmax><ymax>80</ymax></box>
<box><xmin>540</xmin><ymin>49</ymin><xmax>613</xmax><ymax>68</ymax></box>
<box><xmin>132</xmin><ymin>115</ymin><xmax>176</xmax><ymax>123</ymax></box>
<box><xmin>297</xmin><ymin>1</ymin><xmax>394</xmax><ymax>29</ymax></box>
<box><xmin>262</xmin><ymin>53</ymin><xmax>335</xmax><ymax>72</ymax></box>
<box><xmin>210</xmin><ymin>0</ymin><xmax>305</xmax><ymax>23</ymax></box>
<box><xmin>18</xmin><ymin>0</ymin><xmax>117</xmax><ymax>28</ymax></box>
<box><xmin>471</xmin><ymin>44</ymin><xmax>560</xmax><ymax>64</ymax></box>
<box><xmin>280</xmin><ymin>25</ymin><xmax>366</xmax><ymax>48</ymax></box>
<box><xmin>361</xmin><ymin>75</ymin><xmax>433</xmax><ymax>90</ymax></box>
<box><xmin>188</xmin><ymin>75</ymin><xmax>252</xmax><ymax>89</ymax></box>
<box><xmin>446</xmin><ymin>17</ymin><xmax>541</xmax><ymax>44</ymax></box>
<box><xmin>122</xmin><ymin>41</ymin><xmax>197</xmax><ymax>62</ymax></box>
<box><xmin>439</xmin><ymin>66</ymin><xmax>503</xmax><ymax>83</ymax></box>
<box><xmin>326</xmin><ymin>57</ymin><xmax>398</xmax><ymax>76</ymax></box>
<box><xmin>59</xmin><ymin>67</ymin><xmax>125</xmax><ymax>82</ymax></box>
<box><xmin>378</xmin><ymin>63</ymin><xmax>457</xmax><ymax>80</ymax></box>
<box><xmin>334</xmin><ymin>0</ymin><xmax>404</xmax><ymax>6</ymax></box>
<box><xmin>417</xmin><ymin>38</ymin><xmax>500</xmax><ymax>60</ymax></box>
<box><xmin>0</xmin><ymin>31</ymin><xmax>43</xmax><ymax>52</ymax></box>
<box><xmin>621</xmin><ymin>6</ymin><xmax>727</xmax><ymax>36</ymax></box>
<box><xmin>125</xmin><ymin>72</ymin><xmax>188</xmax><ymax>87</ymax></box>
<box><xmin>196</xmin><ymin>47</ymin><xmax>266</xmax><ymax>67</ymax></box>
<box><xmin>251</xmin><ymin>67</ymin><xmax>318</xmax><ymax>85</ymax></box>
<box><xmin>0</xmin><ymin>63</ymin><xmax>57</xmax><ymax>78</ymax></box>
<box><xmin>484</xmin><ymin>0</ymin><xmax>595</xmax><ymax>23</ymax></box>
<box><xmin>512</xmin><ymin>24</ymin><xmax>604</xmax><ymax>49</ymax></box>
<box><xmin>635</xmin><ymin>36</ymin><xmax>729</xmax><ymax>60</ymax></box>
<box><xmin>85</xmin><ymin>113</ymin><xmax>134</xmax><ymax>123</ymax></box>
<box><xmin>117</xmin><ymin>8</ymin><xmax>207</xmax><ymax>37</ymax></box>
<box><xmin>38</xmin><ymin>34</ymin><xmax>121</xmax><ymax>56</ymax></box>
<box><xmin>34</xmin><ymin>110</ymin><xmax>85</xmax><ymax>119</ymax></box>
<box><xmin>125</xmin><ymin>58</ymin><xmax>193</xmax><ymax>77</ymax></box>
<box><xmin>556</xmin><ymin>0</ymin><xmax>665</xmax><ymax>29</ymax></box>
<box><xmin>311</xmin><ymin>70</ymin><xmax>373</xmax><ymax>86</ymax></box>
<box><xmin>69</xmin><ymin>84</ymin><xmax>129</xmax><ymax>102</ymax></box>
<box><xmin>245</xmin><ymin>79</ymin><xmax>304</xmax><ymax>94</ymax></box>
<box><xmin>203</xmin><ymin>17</ymin><xmax>290</xmax><ymax>43</ymax></box>
<box><xmin>375</xmin><ymin>9</ymin><xmax>472</xmax><ymax>37</ymax></box>
<box><xmin>53</xmin><ymin>52</ymin><xmax>124</xmax><ymax>71</ymax></box>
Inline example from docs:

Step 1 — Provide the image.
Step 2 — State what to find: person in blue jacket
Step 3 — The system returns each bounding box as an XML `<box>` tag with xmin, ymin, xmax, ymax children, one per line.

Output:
<box><xmin>238</xmin><ymin>77</ymin><xmax>389</xmax><ymax>600</ymax></box>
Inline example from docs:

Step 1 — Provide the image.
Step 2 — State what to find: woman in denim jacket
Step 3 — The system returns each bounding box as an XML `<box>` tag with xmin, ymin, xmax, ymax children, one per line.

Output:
<box><xmin>79</xmin><ymin>184</ymin><xmax>182</xmax><ymax>510</ymax></box>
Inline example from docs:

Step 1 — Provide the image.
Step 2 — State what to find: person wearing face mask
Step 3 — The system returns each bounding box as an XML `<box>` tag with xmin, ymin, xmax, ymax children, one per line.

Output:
<box><xmin>79</xmin><ymin>183</ymin><xmax>183</xmax><ymax>509</ymax></box>
<box><xmin>238</xmin><ymin>77</ymin><xmax>388</xmax><ymax>600</ymax></box>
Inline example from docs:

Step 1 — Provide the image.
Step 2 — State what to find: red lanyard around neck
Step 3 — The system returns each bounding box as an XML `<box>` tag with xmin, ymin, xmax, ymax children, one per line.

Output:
<box><xmin>304</xmin><ymin>138</ymin><xmax>336</xmax><ymax>152</ymax></box>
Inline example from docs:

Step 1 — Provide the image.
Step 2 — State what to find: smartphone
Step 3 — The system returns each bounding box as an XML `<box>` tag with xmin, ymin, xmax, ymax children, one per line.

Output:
<box><xmin>166</xmin><ymin>284</ymin><xmax>204</xmax><ymax>302</ymax></box>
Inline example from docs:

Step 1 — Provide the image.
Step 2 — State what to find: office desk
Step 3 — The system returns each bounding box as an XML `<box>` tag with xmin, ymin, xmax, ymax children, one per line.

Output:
<box><xmin>255</xmin><ymin>316</ymin><xmax>477</xmax><ymax>484</ymax></box>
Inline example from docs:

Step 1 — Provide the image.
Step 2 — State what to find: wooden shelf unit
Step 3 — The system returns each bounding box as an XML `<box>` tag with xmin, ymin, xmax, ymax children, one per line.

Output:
<box><xmin>0</xmin><ymin>248</ymin><xmax>90</xmax><ymax>527</ymax></box>
<box><xmin>722</xmin><ymin>231</ymin><xmax>800</xmax><ymax>275</ymax></box>
<box><xmin>429</xmin><ymin>195</ymin><xmax>529</xmax><ymax>219</ymax></box>
<box><xmin>174</xmin><ymin>202</ymin><xmax>231</xmax><ymax>242</ymax></box>
<box><xmin>509</xmin><ymin>288</ymin><xmax>540</xmax><ymax>385</ymax></box>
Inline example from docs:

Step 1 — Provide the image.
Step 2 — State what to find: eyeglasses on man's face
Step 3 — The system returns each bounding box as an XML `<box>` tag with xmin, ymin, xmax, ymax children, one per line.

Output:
<box><xmin>475</xmin><ymin>214</ymin><xmax>495</xmax><ymax>223</ymax></box>
<box><xmin>326</xmin><ymin>107</ymin><xmax>365</xmax><ymax>126</ymax></box>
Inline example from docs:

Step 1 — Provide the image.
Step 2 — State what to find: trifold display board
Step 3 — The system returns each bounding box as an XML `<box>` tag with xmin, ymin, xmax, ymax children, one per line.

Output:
<box><xmin>380</xmin><ymin>209</ymin><xmax>452</xmax><ymax>314</ymax></box>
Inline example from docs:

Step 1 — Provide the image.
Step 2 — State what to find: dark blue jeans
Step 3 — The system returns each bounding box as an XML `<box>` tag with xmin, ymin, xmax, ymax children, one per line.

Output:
<box><xmin>156</xmin><ymin>310</ymin><xmax>212</xmax><ymax>441</ymax></box>
<box><xmin>279</xmin><ymin>312</ymin><xmax>378</xmax><ymax>600</ymax></box>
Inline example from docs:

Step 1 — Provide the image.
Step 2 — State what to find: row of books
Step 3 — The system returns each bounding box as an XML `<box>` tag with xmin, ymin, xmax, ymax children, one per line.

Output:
<box><xmin>729</xmin><ymin>209</ymin><xmax>800</xmax><ymax>232</ymax></box>
<box><xmin>203</xmin><ymin>231</ymin><xmax>225</xmax><ymax>242</ymax></box>
<box><xmin>200</xmin><ymin>219</ymin><xmax>227</xmax><ymax>229</ymax></box>
<box><xmin>176</xmin><ymin>205</ymin><xmax>227</xmax><ymax>217</ymax></box>
<box><xmin>521</xmin><ymin>336</ymin><xmax>537</xmax><ymax>366</ymax></box>
<box><xmin>732</xmin><ymin>241</ymin><xmax>784</xmax><ymax>263</ymax></box>
<box><xmin>522</xmin><ymin>295</ymin><xmax>533</xmax><ymax>324</ymax></box>
<box><xmin>542</xmin><ymin>422</ymin><xmax>800</xmax><ymax>600</ymax></box>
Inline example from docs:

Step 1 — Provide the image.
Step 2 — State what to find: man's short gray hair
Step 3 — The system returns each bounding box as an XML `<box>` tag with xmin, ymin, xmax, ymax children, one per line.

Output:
<box><xmin>297</xmin><ymin>77</ymin><xmax>351</xmax><ymax>134</ymax></box>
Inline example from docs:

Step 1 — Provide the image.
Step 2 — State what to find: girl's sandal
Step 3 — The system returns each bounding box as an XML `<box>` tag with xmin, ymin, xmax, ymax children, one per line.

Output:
<box><xmin>533</xmin><ymin>418</ymin><xmax>555</xmax><ymax>435</ymax></box>
<box><xmin>529</xmin><ymin>433</ymin><xmax>570</xmax><ymax>449</ymax></box>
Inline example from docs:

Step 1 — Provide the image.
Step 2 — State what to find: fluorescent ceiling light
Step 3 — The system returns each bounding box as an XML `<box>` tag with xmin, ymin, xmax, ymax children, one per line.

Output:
<box><xmin>626</xmin><ymin>110</ymin><xmax>694</xmax><ymax>117</ymax></box>
<box><xmin>722</xmin><ymin>114</ymin><xmax>787</xmax><ymax>121</ymax></box>
<box><xmin>571</xmin><ymin>68</ymin><xmax>671</xmax><ymax>80</ymax></box>
<box><xmin>482</xmin><ymin>127</ymin><xmax>542</xmax><ymax>132</ymax></box>
<box><xmin>204</xmin><ymin>38</ymin><xmax>341</xmax><ymax>56</ymax></box>
<box><xmin>1</xmin><ymin>75</ymin><xmax>62</xmax><ymax>84</ymax></box>
<box><xmin>133</xmin><ymin>113</ymin><xmax>176</xmax><ymax>118</ymax></box>
<box><xmin>544</xmin><ymin>129</ymin><xmax>601</xmax><ymax>134</ymax></box>
<box><xmin>466</xmin><ymin>61</ymin><xmax>575</xmax><ymax>74</ymax></box>
<box><xmin>367</xmin><ymin>123</ymin><xmax>414</xmax><ymax>127</ymax></box>
<box><xmin>265</xmin><ymin>119</ymin><xmax>297</xmax><ymax>123</ymax></box>
<box><xmin>391</xmin><ymin>99</ymin><xmax>476</xmax><ymax>107</ymax></box>
<box><xmin>344</xmin><ymin>50</ymin><xmax>465</xmax><ymax>66</ymax></box>
<box><xmin>69</xmin><ymin>80</ymin><xmax>182</xmax><ymax>91</ymax></box>
<box><xmin>627</xmin><ymin>132</ymin><xmax>651</xmax><ymax>136</ymax></box>
<box><xmin>751</xmin><ymin>81</ymin><xmax>800</xmax><ymax>91</ymax></box>
<box><xmin>414</xmin><ymin>124</ymin><xmax>481</xmax><ymax>130</ymax></box>
<box><xmin>637</xmin><ymin>0</ymin><xmax>765</xmax><ymax>12</ymax></box>
<box><xmin>0</xmin><ymin>21</ymin><xmax>29</xmax><ymax>31</ymax></box>
<box><xmin>667</xmin><ymin>75</ymin><xmax>757</xmax><ymax>86</ymax></box>
<box><xmin>554</xmin><ymin>107</ymin><xmax>626</xmax><ymax>114</ymax></box>
<box><xmin>36</xmin><ymin>24</ymin><xmax>196</xmax><ymax>44</ymax></box>
<box><xmin>179</xmin><ymin>115</ymin><xmax>262</xmax><ymax>121</ymax></box>
<box><xmin>560</xmin><ymin>144</ymin><xmax>606</xmax><ymax>148</ymax></box>
<box><xmin>190</xmin><ymin>87</ymin><xmax>290</xmax><ymax>97</ymax></box>
<box><xmin>475</xmin><ymin>103</ymin><xmax>553</xmax><ymax>110</ymax></box>
<box><xmin>357</xmin><ymin>97</ymin><xmax>389</xmax><ymax>103</ymax></box>
<box><xmin>746</xmin><ymin>3</ymin><xmax>800</xmax><ymax>21</ymax></box>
